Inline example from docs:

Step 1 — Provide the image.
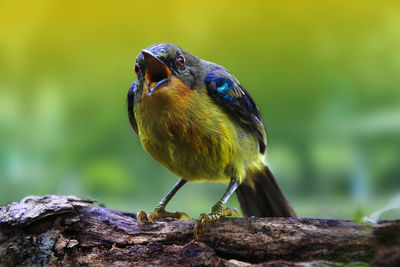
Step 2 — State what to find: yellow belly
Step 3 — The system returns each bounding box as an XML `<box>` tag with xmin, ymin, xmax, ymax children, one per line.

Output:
<box><xmin>134</xmin><ymin>77</ymin><xmax>260</xmax><ymax>183</ymax></box>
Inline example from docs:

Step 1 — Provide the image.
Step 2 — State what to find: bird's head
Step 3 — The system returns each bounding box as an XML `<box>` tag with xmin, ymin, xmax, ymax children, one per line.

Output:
<box><xmin>132</xmin><ymin>43</ymin><xmax>202</xmax><ymax>97</ymax></box>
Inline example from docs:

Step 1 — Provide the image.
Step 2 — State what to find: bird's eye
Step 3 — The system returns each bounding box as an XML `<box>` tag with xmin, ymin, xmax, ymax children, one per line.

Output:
<box><xmin>177</xmin><ymin>54</ymin><xmax>186</xmax><ymax>67</ymax></box>
<box><xmin>134</xmin><ymin>63</ymin><xmax>140</xmax><ymax>76</ymax></box>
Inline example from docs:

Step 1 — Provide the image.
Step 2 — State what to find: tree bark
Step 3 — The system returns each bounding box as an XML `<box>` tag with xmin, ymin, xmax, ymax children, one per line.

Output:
<box><xmin>0</xmin><ymin>195</ymin><xmax>398</xmax><ymax>266</ymax></box>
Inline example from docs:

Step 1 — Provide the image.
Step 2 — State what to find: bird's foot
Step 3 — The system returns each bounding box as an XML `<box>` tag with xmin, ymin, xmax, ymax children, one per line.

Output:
<box><xmin>137</xmin><ymin>206</ymin><xmax>189</xmax><ymax>225</ymax></box>
<box><xmin>194</xmin><ymin>203</ymin><xmax>240</xmax><ymax>240</ymax></box>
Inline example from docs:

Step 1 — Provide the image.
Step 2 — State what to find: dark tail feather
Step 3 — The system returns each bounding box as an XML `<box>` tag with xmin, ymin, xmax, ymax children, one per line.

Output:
<box><xmin>236</xmin><ymin>166</ymin><xmax>296</xmax><ymax>218</ymax></box>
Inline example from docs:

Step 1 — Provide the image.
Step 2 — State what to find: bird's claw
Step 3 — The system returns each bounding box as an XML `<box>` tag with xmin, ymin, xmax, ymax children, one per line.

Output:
<box><xmin>136</xmin><ymin>208</ymin><xmax>189</xmax><ymax>225</ymax></box>
<box><xmin>137</xmin><ymin>210</ymin><xmax>149</xmax><ymax>225</ymax></box>
<box><xmin>221</xmin><ymin>207</ymin><xmax>240</xmax><ymax>218</ymax></box>
<box><xmin>148</xmin><ymin>208</ymin><xmax>189</xmax><ymax>223</ymax></box>
<box><xmin>193</xmin><ymin>207</ymin><xmax>240</xmax><ymax>240</ymax></box>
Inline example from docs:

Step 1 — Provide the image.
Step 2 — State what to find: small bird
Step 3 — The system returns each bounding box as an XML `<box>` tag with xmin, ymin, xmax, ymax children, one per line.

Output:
<box><xmin>127</xmin><ymin>43</ymin><xmax>296</xmax><ymax>239</ymax></box>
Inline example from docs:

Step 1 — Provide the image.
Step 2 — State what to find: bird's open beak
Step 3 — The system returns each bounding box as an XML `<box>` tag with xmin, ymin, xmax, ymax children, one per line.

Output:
<box><xmin>142</xmin><ymin>50</ymin><xmax>171</xmax><ymax>95</ymax></box>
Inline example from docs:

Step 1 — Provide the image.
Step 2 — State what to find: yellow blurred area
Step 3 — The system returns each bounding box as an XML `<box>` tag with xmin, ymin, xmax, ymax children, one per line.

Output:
<box><xmin>1</xmin><ymin>0</ymin><xmax>399</xmax><ymax>219</ymax></box>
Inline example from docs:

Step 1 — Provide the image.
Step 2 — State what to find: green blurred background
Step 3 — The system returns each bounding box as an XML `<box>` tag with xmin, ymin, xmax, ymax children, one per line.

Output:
<box><xmin>1</xmin><ymin>0</ymin><xmax>399</xmax><ymax>220</ymax></box>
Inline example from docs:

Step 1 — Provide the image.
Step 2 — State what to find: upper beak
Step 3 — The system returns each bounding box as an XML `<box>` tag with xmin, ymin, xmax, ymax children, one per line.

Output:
<box><xmin>142</xmin><ymin>50</ymin><xmax>171</xmax><ymax>95</ymax></box>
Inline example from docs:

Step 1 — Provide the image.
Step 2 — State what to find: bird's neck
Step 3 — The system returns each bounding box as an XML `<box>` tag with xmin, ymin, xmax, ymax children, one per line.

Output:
<box><xmin>135</xmin><ymin>77</ymin><xmax>197</xmax><ymax>136</ymax></box>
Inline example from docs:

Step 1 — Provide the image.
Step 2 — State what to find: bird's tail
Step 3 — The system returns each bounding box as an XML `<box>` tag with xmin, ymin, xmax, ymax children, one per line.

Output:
<box><xmin>236</xmin><ymin>165</ymin><xmax>296</xmax><ymax>217</ymax></box>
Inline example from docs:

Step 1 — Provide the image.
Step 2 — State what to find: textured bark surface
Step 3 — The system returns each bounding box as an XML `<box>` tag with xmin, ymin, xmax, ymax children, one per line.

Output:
<box><xmin>0</xmin><ymin>195</ymin><xmax>399</xmax><ymax>266</ymax></box>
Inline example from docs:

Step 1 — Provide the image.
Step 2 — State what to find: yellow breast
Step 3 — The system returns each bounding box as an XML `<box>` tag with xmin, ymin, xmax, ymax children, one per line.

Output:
<box><xmin>134</xmin><ymin>77</ymin><xmax>260</xmax><ymax>183</ymax></box>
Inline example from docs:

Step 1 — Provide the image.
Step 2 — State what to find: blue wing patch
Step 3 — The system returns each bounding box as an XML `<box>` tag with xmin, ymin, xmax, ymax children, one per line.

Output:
<box><xmin>205</xmin><ymin>72</ymin><xmax>234</xmax><ymax>103</ymax></box>
<box><xmin>129</xmin><ymin>81</ymin><xmax>136</xmax><ymax>92</ymax></box>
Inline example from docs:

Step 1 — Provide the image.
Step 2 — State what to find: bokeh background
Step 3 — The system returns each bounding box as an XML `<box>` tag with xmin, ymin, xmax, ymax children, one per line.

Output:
<box><xmin>1</xmin><ymin>0</ymin><xmax>399</xmax><ymax>220</ymax></box>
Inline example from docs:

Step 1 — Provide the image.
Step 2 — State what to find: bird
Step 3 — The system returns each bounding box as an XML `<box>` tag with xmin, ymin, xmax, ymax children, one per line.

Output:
<box><xmin>127</xmin><ymin>43</ymin><xmax>296</xmax><ymax>239</ymax></box>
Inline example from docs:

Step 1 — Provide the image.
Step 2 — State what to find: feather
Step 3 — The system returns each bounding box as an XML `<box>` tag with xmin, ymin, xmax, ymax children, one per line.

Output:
<box><xmin>205</xmin><ymin>69</ymin><xmax>267</xmax><ymax>153</ymax></box>
<box><xmin>127</xmin><ymin>82</ymin><xmax>138</xmax><ymax>134</ymax></box>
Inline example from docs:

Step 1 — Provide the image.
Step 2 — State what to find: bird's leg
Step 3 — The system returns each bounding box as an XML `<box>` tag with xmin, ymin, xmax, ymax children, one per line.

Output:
<box><xmin>137</xmin><ymin>179</ymin><xmax>189</xmax><ymax>224</ymax></box>
<box><xmin>194</xmin><ymin>178</ymin><xmax>241</xmax><ymax>240</ymax></box>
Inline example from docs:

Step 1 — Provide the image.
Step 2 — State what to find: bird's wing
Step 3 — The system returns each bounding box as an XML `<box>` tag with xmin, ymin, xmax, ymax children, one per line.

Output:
<box><xmin>127</xmin><ymin>82</ymin><xmax>138</xmax><ymax>134</ymax></box>
<box><xmin>205</xmin><ymin>68</ymin><xmax>267</xmax><ymax>153</ymax></box>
